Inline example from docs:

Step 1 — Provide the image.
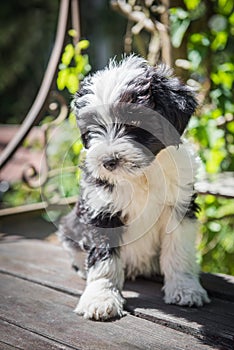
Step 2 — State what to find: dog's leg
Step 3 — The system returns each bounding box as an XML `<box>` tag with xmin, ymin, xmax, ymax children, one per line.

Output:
<box><xmin>160</xmin><ymin>218</ymin><xmax>210</xmax><ymax>307</ymax></box>
<box><xmin>74</xmin><ymin>247</ymin><xmax>125</xmax><ymax>320</ymax></box>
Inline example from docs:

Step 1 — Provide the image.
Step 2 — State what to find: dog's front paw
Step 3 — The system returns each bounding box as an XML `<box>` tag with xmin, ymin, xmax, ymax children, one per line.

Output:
<box><xmin>163</xmin><ymin>274</ymin><xmax>210</xmax><ymax>307</ymax></box>
<box><xmin>74</xmin><ymin>279</ymin><xmax>125</xmax><ymax>321</ymax></box>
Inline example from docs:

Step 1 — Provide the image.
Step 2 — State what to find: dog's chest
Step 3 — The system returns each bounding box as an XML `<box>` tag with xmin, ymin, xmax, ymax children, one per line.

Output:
<box><xmin>118</xmin><ymin>176</ymin><xmax>166</xmax><ymax>278</ymax></box>
<box><xmin>120</xmin><ymin>225</ymin><xmax>162</xmax><ymax>278</ymax></box>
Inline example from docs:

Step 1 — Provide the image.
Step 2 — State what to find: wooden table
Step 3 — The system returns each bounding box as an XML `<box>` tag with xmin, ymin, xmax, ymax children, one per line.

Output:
<box><xmin>0</xmin><ymin>238</ymin><xmax>233</xmax><ymax>350</ymax></box>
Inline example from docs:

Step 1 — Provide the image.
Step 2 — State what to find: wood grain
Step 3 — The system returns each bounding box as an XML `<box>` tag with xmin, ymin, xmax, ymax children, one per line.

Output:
<box><xmin>0</xmin><ymin>274</ymin><xmax>216</xmax><ymax>350</ymax></box>
<box><xmin>0</xmin><ymin>319</ymin><xmax>72</xmax><ymax>350</ymax></box>
<box><xmin>0</xmin><ymin>239</ymin><xmax>233</xmax><ymax>349</ymax></box>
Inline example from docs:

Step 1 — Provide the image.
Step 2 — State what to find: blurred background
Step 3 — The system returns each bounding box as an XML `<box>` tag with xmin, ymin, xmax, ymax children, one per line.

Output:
<box><xmin>0</xmin><ymin>0</ymin><xmax>233</xmax><ymax>275</ymax></box>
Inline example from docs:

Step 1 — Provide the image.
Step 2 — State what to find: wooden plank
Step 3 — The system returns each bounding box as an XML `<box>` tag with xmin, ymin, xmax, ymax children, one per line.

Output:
<box><xmin>0</xmin><ymin>342</ymin><xmax>20</xmax><ymax>350</ymax></box>
<box><xmin>124</xmin><ymin>278</ymin><xmax>234</xmax><ymax>349</ymax></box>
<box><xmin>1</xmin><ymin>240</ymin><xmax>234</xmax><ymax>348</ymax></box>
<box><xmin>0</xmin><ymin>273</ymin><xmax>217</xmax><ymax>350</ymax></box>
<box><xmin>0</xmin><ymin>239</ymin><xmax>85</xmax><ymax>295</ymax></box>
<box><xmin>0</xmin><ymin>319</ymin><xmax>72</xmax><ymax>350</ymax></box>
<box><xmin>195</xmin><ymin>172</ymin><xmax>234</xmax><ymax>198</ymax></box>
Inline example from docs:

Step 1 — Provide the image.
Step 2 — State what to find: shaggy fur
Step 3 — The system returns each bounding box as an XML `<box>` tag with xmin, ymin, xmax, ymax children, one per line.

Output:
<box><xmin>58</xmin><ymin>55</ymin><xmax>210</xmax><ymax>321</ymax></box>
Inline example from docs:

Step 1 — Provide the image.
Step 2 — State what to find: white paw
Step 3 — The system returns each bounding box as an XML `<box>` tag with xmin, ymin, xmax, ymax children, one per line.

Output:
<box><xmin>163</xmin><ymin>274</ymin><xmax>210</xmax><ymax>307</ymax></box>
<box><xmin>74</xmin><ymin>279</ymin><xmax>125</xmax><ymax>321</ymax></box>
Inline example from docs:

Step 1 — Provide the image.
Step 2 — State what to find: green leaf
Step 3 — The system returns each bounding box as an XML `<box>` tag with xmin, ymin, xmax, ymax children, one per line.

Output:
<box><xmin>206</xmin><ymin>148</ymin><xmax>226</xmax><ymax>173</ymax></box>
<box><xmin>215</xmin><ymin>200</ymin><xmax>234</xmax><ymax>218</ymax></box>
<box><xmin>61</xmin><ymin>44</ymin><xmax>74</xmax><ymax>66</ymax></box>
<box><xmin>190</xmin><ymin>33</ymin><xmax>210</xmax><ymax>46</ymax></box>
<box><xmin>72</xmin><ymin>141</ymin><xmax>83</xmax><ymax>155</ymax></box>
<box><xmin>210</xmin><ymin>108</ymin><xmax>222</xmax><ymax>119</ymax></box>
<box><xmin>66</xmin><ymin>73</ymin><xmax>79</xmax><ymax>94</ymax></box>
<box><xmin>227</xmin><ymin>121</ymin><xmax>234</xmax><ymax>133</ymax></box>
<box><xmin>188</xmin><ymin>50</ymin><xmax>202</xmax><ymax>69</ymax></box>
<box><xmin>68</xmin><ymin>29</ymin><xmax>78</xmax><ymax>38</ymax></box>
<box><xmin>171</xmin><ymin>19</ymin><xmax>190</xmax><ymax>48</ymax></box>
<box><xmin>211</xmin><ymin>31</ymin><xmax>228</xmax><ymax>50</ymax></box>
<box><xmin>77</xmin><ymin>40</ymin><xmax>90</xmax><ymax>51</ymax></box>
<box><xmin>220</xmin><ymin>62</ymin><xmax>234</xmax><ymax>71</ymax></box>
<box><xmin>184</xmin><ymin>0</ymin><xmax>201</xmax><ymax>11</ymax></box>
<box><xmin>205</xmin><ymin>195</ymin><xmax>216</xmax><ymax>205</ymax></box>
<box><xmin>229</xmin><ymin>12</ymin><xmax>234</xmax><ymax>25</ymax></box>
<box><xmin>218</xmin><ymin>0</ymin><xmax>234</xmax><ymax>15</ymax></box>
<box><xmin>57</xmin><ymin>69</ymin><xmax>69</xmax><ymax>91</ymax></box>
<box><xmin>68</xmin><ymin>112</ymin><xmax>77</xmax><ymax>127</ymax></box>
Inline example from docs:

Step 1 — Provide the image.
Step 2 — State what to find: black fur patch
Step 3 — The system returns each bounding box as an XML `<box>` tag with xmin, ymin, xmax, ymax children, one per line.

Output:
<box><xmin>149</xmin><ymin>69</ymin><xmax>198</xmax><ymax>136</ymax></box>
<box><xmin>186</xmin><ymin>193</ymin><xmax>200</xmax><ymax>219</ymax></box>
<box><xmin>82</xmin><ymin>167</ymin><xmax>114</xmax><ymax>192</ymax></box>
<box><xmin>90</xmin><ymin>211</ymin><xmax>123</xmax><ymax>229</ymax></box>
<box><xmin>123</xmin><ymin>123</ymin><xmax>165</xmax><ymax>157</ymax></box>
<box><xmin>119</xmin><ymin>65</ymin><xmax>197</xmax><ymax>138</ymax></box>
<box><xmin>87</xmin><ymin>210</ymin><xmax>123</xmax><ymax>268</ymax></box>
<box><xmin>60</xmin><ymin>193</ymin><xmax>124</xmax><ymax>270</ymax></box>
<box><xmin>87</xmin><ymin>243</ymin><xmax>119</xmax><ymax>269</ymax></box>
<box><xmin>73</xmin><ymin>76</ymin><xmax>94</xmax><ymax>112</ymax></box>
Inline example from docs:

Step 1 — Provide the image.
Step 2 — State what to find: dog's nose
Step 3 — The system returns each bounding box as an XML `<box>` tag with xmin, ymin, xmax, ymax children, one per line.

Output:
<box><xmin>103</xmin><ymin>158</ymin><xmax>118</xmax><ymax>171</ymax></box>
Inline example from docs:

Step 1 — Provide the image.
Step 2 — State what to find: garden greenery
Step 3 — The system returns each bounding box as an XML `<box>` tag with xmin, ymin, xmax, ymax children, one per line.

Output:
<box><xmin>170</xmin><ymin>0</ymin><xmax>234</xmax><ymax>274</ymax></box>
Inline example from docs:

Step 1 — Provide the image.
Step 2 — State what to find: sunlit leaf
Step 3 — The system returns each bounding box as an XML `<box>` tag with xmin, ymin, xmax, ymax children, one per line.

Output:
<box><xmin>67</xmin><ymin>73</ymin><xmax>79</xmax><ymax>94</ymax></box>
<box><xmin>68</xmin><ymin>112</ymin><xmax>77</xmax><ymax>127</ymax></box>
<box><xmin>190</xmin><ymin>33</ymin><xmax>210</xmax><ymax>46</ymax></box>
<box><xmin>206</xmin><ymin>148</ymin><xmax>226</xmax><ymax>173</ymax></box>
<box><xmin>229</xmin><ymin>12</ymin><xmax>234</xmax><ymax>25</ymax></box>
<box><xmin>227</xmin><ymin>121</ymin><xmax>234</xmax><ymax>133</ymax></box>
<box><xmin>77</xmin><ymin>40</ymin><xmax>90</xmax><ymax>51</ymax></box>
<box><xmin>184</xmin><ymin>0</ymin><xmax>201</xmax><ymax>10</ymax></box>
<box><xmin>205</xmin><ymin>195</ymin><xmax>216</xmax><ymax>205</ymax></box>
<box><xmin>57</xmin><ymin>69</ymin><xmax>69</xmax><ymax>90</ymax></box>
<box><xmin>188</xmin><ymin>50</ymin><xmax>202</xmax><ymax>69</ymax></box>
<box><xmin>171</xmin><ymin>19</ymin><xmax>190</xmax><ymax>47</ymax></box>
<box><xmin>72</xmin><ymin>141</ymin><xmax>83</xmax><ymax>155</ymax></box>
<box><xmin>211</xmin><ymin>31</ymin><xmax>228</xmax><ymax>50</ymax></box>
<box><xmin>215</xmin><ymin>200</ymin><xmax>234</xmax><ymax>218</ymax></box>
<box><xmin>218</xmin><ymin>0</ymin><xmax>234</xmax><ymax>15</ymax></box>
<box><xmin>219</xmin><ymin>62</ymin><xmax>234</xmax><ymax>71</ymax></box>
<box><xmin>61</xmin><ymin>44</ymin><xmax>74</xmax><ymax>66</ymax></box>
<box><xmin>68</xmin><ymin>29</ymin><xmax>78</xmax><ymax>38</ymax></box>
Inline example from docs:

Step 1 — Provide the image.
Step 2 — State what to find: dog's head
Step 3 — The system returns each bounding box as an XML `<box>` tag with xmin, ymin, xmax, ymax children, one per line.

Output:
<box><xmin>72</xmin><ymin>55</ymin><xmax>197</xmax><ymax>181</ymax></box>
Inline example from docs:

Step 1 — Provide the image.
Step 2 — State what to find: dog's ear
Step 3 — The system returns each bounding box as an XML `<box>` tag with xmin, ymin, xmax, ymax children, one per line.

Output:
<box><xmin>149</xmin><ymin>65</ymin><xmax>198</xmax><ymax>135</ymax></box>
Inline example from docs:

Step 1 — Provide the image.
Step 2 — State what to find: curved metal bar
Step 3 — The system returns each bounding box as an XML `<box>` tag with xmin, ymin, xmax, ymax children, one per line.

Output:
<box><xmin>71</xmin><ymin>0</ymin><xmax>80</xmax><ymax>44</ymax></box>
<box><xmin>22</xmin><ymin>91</ymin><xmax>69</xmax><ymax>189</ymax></box>
<box><xmin>0</xmin><ymin>0</ymin><xmax>70</xmax><ymax>169</ymax></box>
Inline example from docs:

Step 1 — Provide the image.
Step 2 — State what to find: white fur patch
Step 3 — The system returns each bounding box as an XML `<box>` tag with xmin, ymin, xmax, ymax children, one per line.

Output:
<box><xmin>74</xmin><ymin>278</ymin><xmax>125</xmax><ymax>320</ymax></box>
<box><xmin>87</xmin><ymin>254</ymin><xmax>124</xmax><ymax>290</ymax></box>
<box><xmin>77</xmin><ymin>55</ymin><xmax>147</xmax><ymax>118</ymax></box>
<box><xmin>163</xmin><ymin>273</ymin><xmax>210</xmax><ymax>307</ymax></box>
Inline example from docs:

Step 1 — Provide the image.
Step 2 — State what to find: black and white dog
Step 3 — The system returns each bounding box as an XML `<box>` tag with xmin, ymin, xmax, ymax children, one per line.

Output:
<box><xmin>58</xmin><ymin>55</ymin><xmax>210</xmax><ymax>321</ymax></box>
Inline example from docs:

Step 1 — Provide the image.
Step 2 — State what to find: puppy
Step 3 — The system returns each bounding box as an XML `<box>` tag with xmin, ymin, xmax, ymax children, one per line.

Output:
<box><xmin>58</xmin><ymin>55</ymin><xmax>210</xmax><ymax>321</ymax></box>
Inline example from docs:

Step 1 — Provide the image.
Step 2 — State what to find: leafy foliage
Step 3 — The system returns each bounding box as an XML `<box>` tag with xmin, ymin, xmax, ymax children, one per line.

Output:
<box><xmin>170</xmin><ymin>0</ymin><xmax>234</xmax><ymax>274</ymax></box>
<box><xmin>57</xmin><ymin>32</ymin><xmax>91</xmax><ymax>94</ymax></box>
